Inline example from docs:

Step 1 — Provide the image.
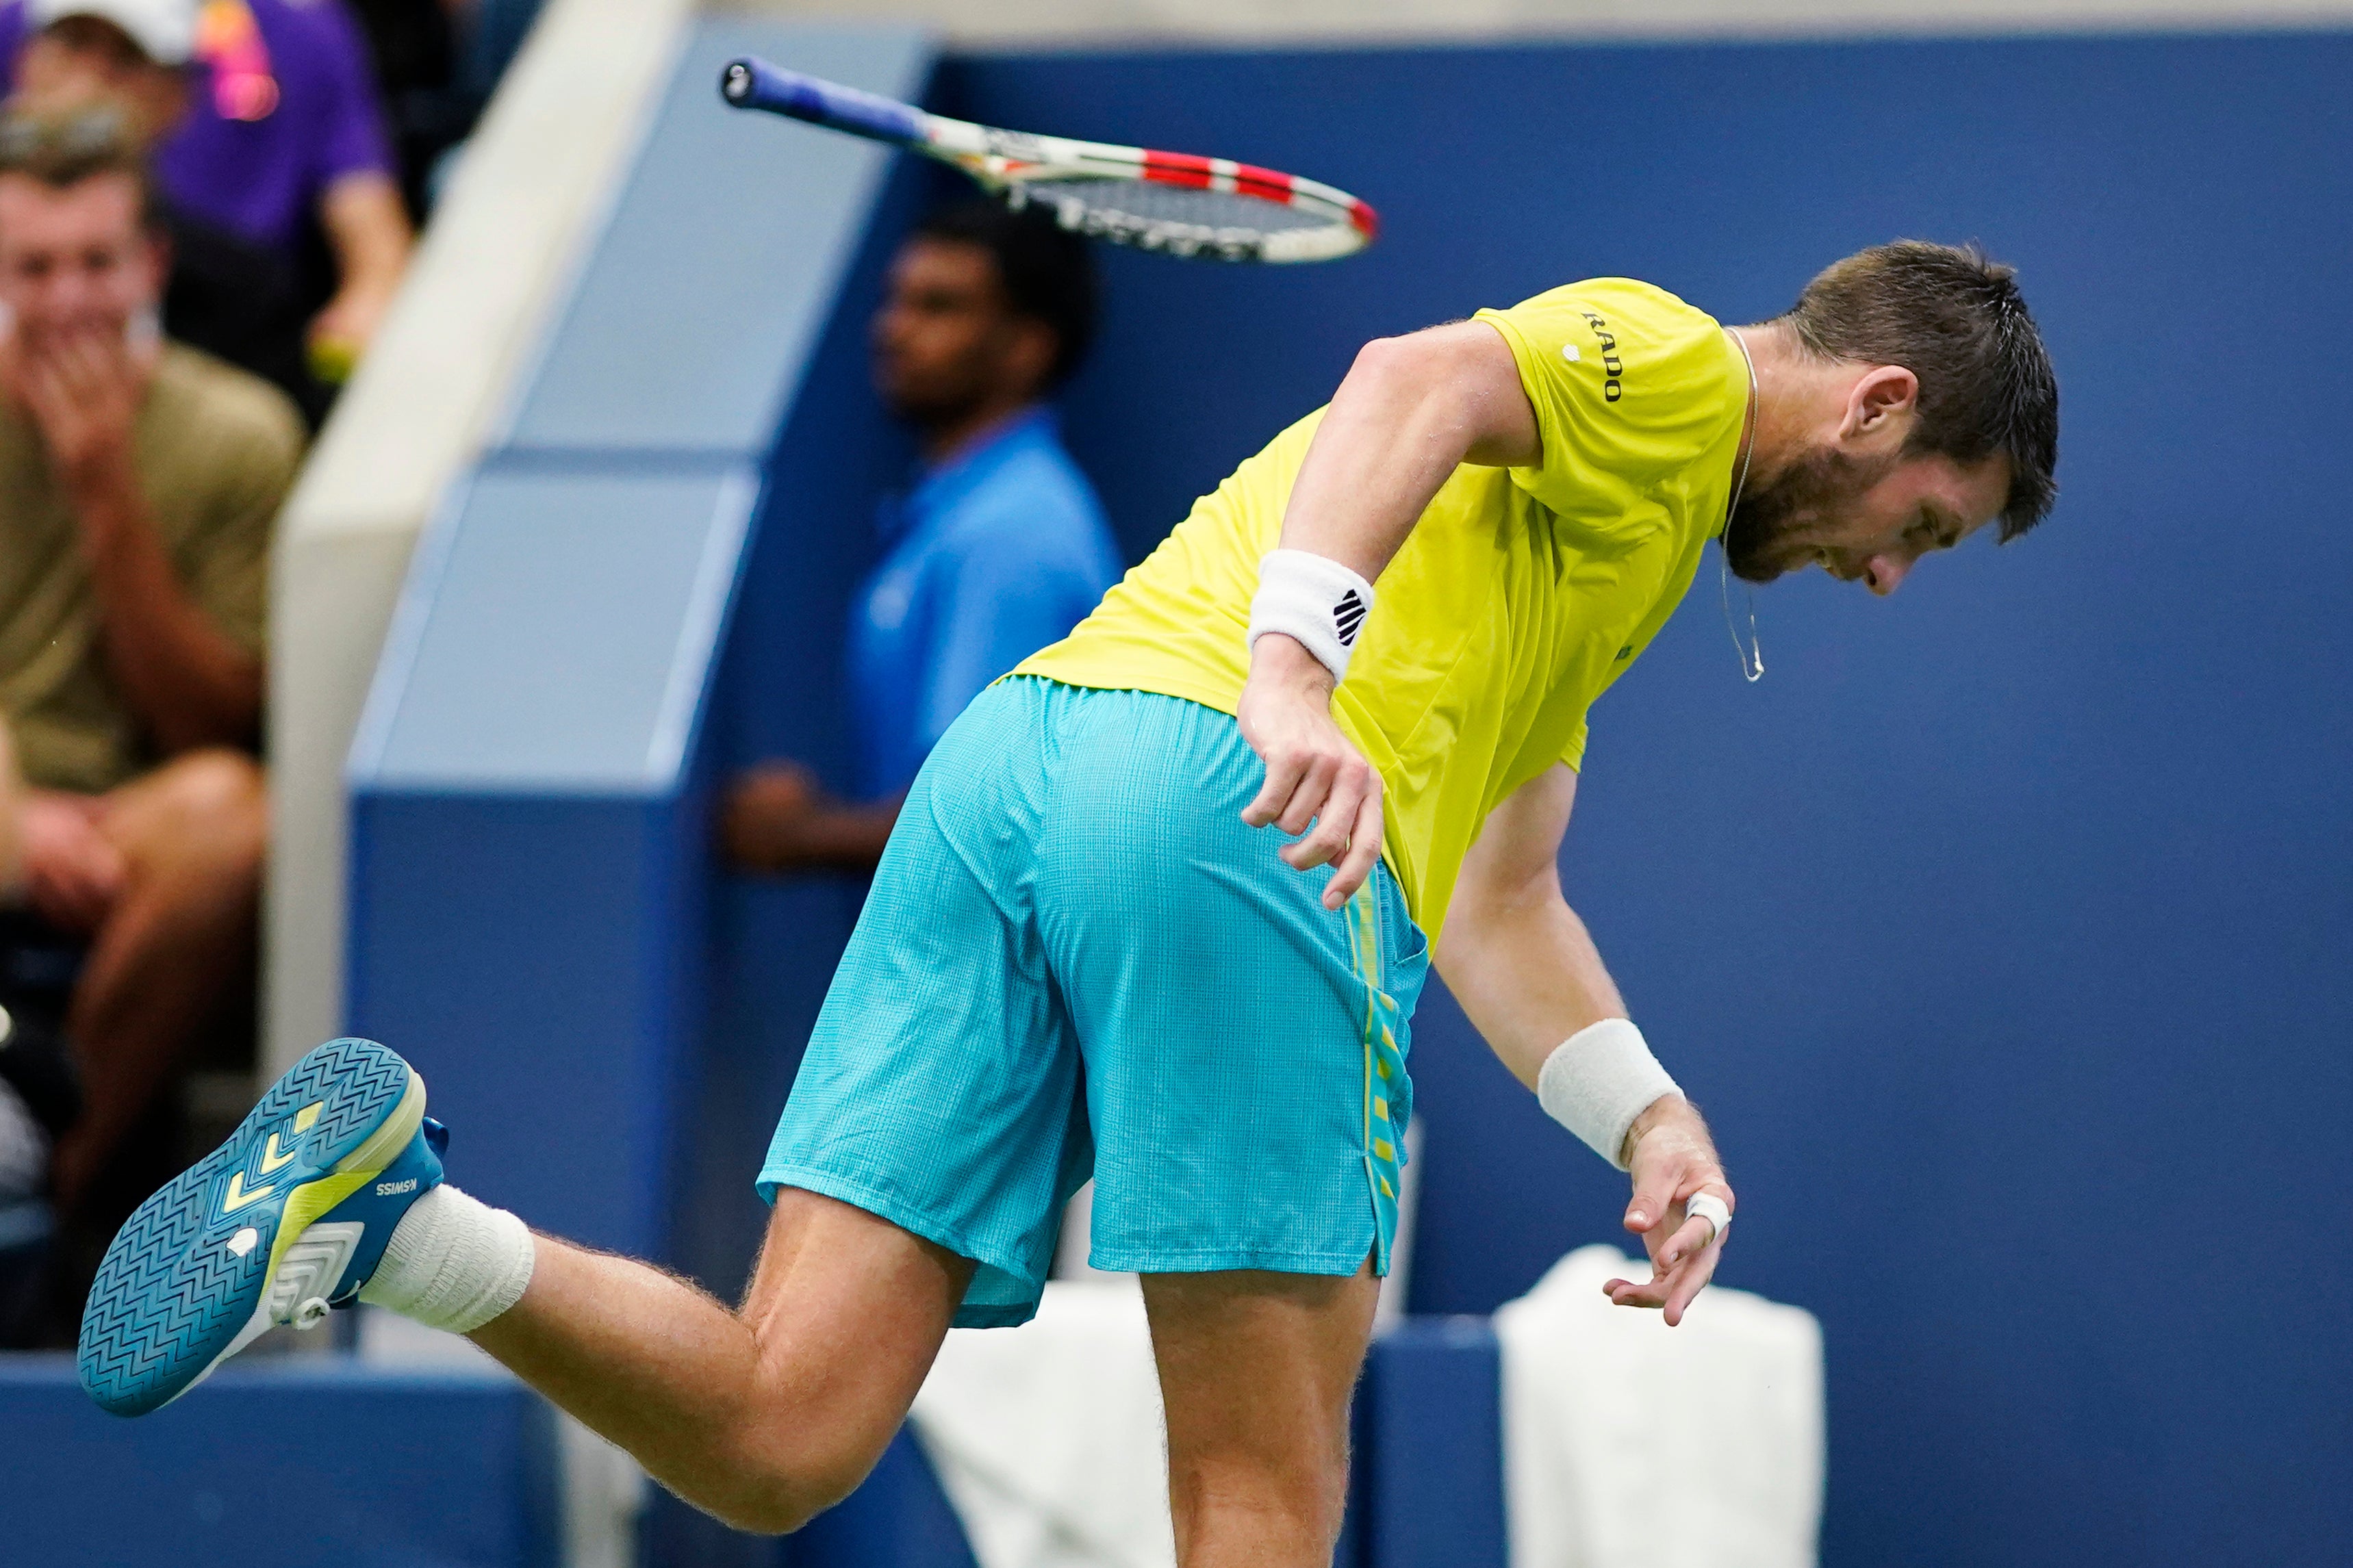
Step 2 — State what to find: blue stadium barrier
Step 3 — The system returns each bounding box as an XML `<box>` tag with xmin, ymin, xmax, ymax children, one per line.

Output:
<box><xmin>0</xmin><ymin>1354</ymin><xmax>559</xmax><ymax>1567</ymax></box>
<box><xmin>1354</xmin><ymin>1320</ymin><xmax>1509</xmax><ymax>1568</ymax></box>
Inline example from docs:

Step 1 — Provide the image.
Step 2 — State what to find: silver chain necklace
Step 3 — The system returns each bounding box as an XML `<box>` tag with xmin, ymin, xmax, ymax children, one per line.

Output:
<box><xmin>1720</xmin><ymin>327</ymin><xmax>1764</xmax><ymax>682</ymax></box>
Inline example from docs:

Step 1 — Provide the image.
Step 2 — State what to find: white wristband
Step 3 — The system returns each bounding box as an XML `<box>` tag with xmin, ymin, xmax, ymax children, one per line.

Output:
<box><xmin>1247</xmin><ymin>549</ymin><xmax>1376</xmax><ymax>683</ymax></box>
<box><xmin>1536</xmin><ymin>1018</ymin><xmax>1681</xmax><ymax>1170</ymax></box>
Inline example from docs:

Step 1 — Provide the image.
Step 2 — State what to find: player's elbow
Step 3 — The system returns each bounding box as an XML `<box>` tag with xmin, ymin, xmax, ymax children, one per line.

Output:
<box><xmin>1356</xmin><ymin>320</ymin><xmax>1507</xmax><ymax>377</ymax></box>
<box><xmin>1448</xmin><ymin>858</ymin><xmax>1567</xmax><ymax>932</ymax></box>
<box><xmin>1344</xmin><ymin>324</ymin><xmax>1535</xmax><ymax>464</ymax></box>
<box><xmin>1345</xmin><ymin>329</ymin><xmax>1441</xmax><ymax>391</ymax></box>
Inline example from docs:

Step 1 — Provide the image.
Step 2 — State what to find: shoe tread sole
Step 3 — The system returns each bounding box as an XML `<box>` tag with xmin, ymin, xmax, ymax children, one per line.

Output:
<box><xmin>77</xmin><ymin>1038</ymin><xmax>417</xmax><ymax>1415</ymax></box>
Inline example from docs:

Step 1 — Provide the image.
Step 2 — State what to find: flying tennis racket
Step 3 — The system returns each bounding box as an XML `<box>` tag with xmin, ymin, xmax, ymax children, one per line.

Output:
<box><xmin>720</xmin><ymin>57</ymin><xmax>1377</xmax><ymax>264</ymax></box>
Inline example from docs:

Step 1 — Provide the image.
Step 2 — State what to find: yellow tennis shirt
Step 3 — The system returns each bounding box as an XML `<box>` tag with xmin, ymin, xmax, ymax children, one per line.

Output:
<box><xmin>1017</xmin><ymin>278</ymin><xmax>1748</xmax><ymax>938</ymax></box>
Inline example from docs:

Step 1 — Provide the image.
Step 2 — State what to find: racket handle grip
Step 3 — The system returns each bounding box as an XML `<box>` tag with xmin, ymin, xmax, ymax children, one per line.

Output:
<box><xmin>720</xmin><ymin>57</ymin><xmax>925</xmax><ymax>146</ymax></box>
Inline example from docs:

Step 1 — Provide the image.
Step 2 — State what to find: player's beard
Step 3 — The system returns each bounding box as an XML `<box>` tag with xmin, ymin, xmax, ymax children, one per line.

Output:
<box><xmin>1722</xmin><ymin>443</ymin><xmax>1901</xmax><ymax>583</ymax></box>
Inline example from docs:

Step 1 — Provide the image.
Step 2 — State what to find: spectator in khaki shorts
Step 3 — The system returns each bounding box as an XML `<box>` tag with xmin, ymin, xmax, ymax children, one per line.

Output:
<box><xmin>0</xmin><ymin>114</ymin><xmax>295</xmax><ymax>1300</ymax></box>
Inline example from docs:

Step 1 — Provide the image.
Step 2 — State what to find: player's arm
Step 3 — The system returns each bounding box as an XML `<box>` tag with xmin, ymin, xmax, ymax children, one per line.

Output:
<box><xmin>1240</xmin><ymin>322</ymin><xmax>1537</xmax><ymax>908</ymax></box>
<box><xmin>1438</xmin><ymin>762</ymin><xmax>1734</xmax><ymax>1325</ymax></box>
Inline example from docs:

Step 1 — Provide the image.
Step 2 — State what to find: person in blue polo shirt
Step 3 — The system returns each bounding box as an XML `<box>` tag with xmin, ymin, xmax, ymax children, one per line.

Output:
<box><xmin>722</xmin><ymin>201</ymin><xmax>1119</xmax><ymax>872</ymax></box>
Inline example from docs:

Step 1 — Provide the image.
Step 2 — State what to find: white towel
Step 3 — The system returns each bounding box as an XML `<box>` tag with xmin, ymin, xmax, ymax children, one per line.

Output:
<box><xmin>1494</xmin><ymin>1246</ymin><xmax>1824</xmax><ymax>1568</ymax></box>
<box><xmin>910</xmin><ymin>1278</ymin><xmax>1176</xmax><ymax>1568</ymax></box>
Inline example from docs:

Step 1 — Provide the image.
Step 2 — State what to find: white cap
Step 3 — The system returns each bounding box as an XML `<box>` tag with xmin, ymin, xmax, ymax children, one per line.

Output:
<box><xmin>25</xmin><ymin>0</ymin><xmax>199</xmax><ymax>67</ymax></box>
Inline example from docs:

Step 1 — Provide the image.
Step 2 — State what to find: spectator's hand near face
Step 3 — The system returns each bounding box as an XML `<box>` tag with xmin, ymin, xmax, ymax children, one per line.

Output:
<box><xmin>16</xmin><ymin>792</ymin><xmax>124</xmax><ymax>934</ymax></box>
<box><xmin>15</xmin><ymin>319</ymin><xmax>152</xmax><ymax>502</ymax></box>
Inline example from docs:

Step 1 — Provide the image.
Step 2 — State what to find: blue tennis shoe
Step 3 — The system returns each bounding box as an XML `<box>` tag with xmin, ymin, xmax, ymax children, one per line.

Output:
<box><xmin>77</xmin><ymin>1036</ymin><xmax>444</xmax><ymax>1415</ymax></box>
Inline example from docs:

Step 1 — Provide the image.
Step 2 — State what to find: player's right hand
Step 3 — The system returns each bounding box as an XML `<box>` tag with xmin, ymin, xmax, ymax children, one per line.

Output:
<box><xmin>1604</xmin><ymin>1096</ymin><xmax>1733</xmax><ymax>1327</ymax></box>
<box><xmin>1238</xmin><ymin>633</ymin><xmax>1383</xmax><ymax>912</ymax></box>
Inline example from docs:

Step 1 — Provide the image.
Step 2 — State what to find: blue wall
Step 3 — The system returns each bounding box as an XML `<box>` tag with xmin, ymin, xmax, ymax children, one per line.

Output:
<box><xmin>0</xmin><ymin>1357</ymin><xmax>560</xmax><ymax>1566</ymax></box>
<box><xmin>939</xmin><ymin>32</ymin><xmax>2353</xmax><ymax>1568</ymax></box>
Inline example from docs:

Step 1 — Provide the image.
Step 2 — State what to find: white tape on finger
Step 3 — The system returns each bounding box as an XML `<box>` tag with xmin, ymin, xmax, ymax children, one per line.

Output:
<box><xmin>1685</xmin><ymin>1191</ymin><xmax>1731</xmax><ymax>1246</ymax></box>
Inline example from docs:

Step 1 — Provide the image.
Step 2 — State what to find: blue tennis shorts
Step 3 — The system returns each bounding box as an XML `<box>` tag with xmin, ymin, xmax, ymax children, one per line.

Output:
<box><xmin>759</xmin><ymin>676</ymin><xmax>1430</xmax><ymax>1328</ymax></box>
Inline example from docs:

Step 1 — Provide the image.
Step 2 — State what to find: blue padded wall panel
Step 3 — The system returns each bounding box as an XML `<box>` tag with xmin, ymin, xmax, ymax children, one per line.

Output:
<box><xmin>347</xmin><ymin>792</ymin><xmax>698</xmax><ymax>1259</ymax></box>
<box><xmin>1359</xmin><ymin>1322</ymin><xmax>1508</xmax><ymax>1568</ymax></box>
<box><xmin>0</xmin><ymin>1356</ymin><xmax>559</xmax><ymax>1567</ymax></box>
<box><xmin>501</xmin><ymin>23</ymin><xmax>932</xmax><ymax>456</ymax></box>
<box><xmin>357</xmin><ymin>462</ymin><xmax>756</xmax><ymax>792</ymax></box>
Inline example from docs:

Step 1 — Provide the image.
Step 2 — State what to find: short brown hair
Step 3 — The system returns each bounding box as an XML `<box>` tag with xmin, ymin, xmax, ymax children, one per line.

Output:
<box><xmin>0</xmin><ymin>107</ymin><xmax>163</xmax><ymax>231</ymax></box>
<box><xmin>38</xmin><ymin>14</ymin><xmax>163</xmax><ymax>73</ymax></box>
<box><xmin>1784</xmin><ymin>241</ymin><xmax>2059</xmax><ymax>539</ymax></box>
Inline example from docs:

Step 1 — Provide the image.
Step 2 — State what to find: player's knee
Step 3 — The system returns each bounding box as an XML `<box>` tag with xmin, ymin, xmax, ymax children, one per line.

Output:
<box><xmin>160</xmin><ymin>748</ymin><xmax>266</xmax><ymax>821</ymax></box>
<box><xmin>120</xmin><ymin>749</ymin><xmax>268</xmax><ymax>873</ymax></box>
<box><xmin>1167</xmin><ymin>1440</ymin><xmax>1351</xmax><ymax>1546</ymax></box>
<box><xmin>729</xmin><ymin>1465</ymin><xmax>871</xmax><ymax>1535</ymax></box>
<box><xmin>715</xmin><ymin>1419</ymin><xmax>893</xmax><ymax>1534</ymax></box>
<box><xmin>720</xmin><ymin>1484</ymin><xmax>830</xmax><ymax>1538</ymax></box>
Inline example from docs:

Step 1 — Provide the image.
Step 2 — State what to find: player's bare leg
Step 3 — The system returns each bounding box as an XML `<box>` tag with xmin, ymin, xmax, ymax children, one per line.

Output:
<box><xmin>1145</xmin><ymin>1261</ymin><xmax>1380</xmax><ymax>1568</ymax></box>
<box><xmin>472</xmin><ymin>1189</ymin><xmax>969</xmax><ymax>1533</ymax></box>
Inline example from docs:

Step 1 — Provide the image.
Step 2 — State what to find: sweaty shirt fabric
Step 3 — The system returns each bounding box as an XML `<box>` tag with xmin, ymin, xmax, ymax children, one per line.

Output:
<box><xmin>1017</xmin><ymin>278</ymin><xmax>1748</xmax><ymax>939</ymax></box>
<box><xmin>0</xmin><ymin>342</ymin><xmax>302</xmax><ymax>794</ymax></box>
<box><xmin>850</xmin><ymin>405</ymin><xmax>1121</xmax><ymax>799</ymax></box>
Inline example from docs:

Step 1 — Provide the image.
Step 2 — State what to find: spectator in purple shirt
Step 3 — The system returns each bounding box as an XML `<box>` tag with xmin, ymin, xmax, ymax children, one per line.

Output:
<box><xmin>1</xmin><ymin>0</ymin><xmax>413</xmax><ymax>378</ymax></box>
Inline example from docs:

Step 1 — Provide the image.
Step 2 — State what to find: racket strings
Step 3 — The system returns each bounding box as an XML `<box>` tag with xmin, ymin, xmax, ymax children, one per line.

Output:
<box><xmin>1015</xmin><ymin>177</ymin><xmax>1336</xmax><ymax>234</ymax></box>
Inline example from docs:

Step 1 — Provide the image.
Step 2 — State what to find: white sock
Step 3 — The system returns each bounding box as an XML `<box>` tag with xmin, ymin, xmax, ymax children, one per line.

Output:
<box><xmin>358</xmin><ymin>1183</ymin><xmax>535</xmax><ymax>1334</ymax></box>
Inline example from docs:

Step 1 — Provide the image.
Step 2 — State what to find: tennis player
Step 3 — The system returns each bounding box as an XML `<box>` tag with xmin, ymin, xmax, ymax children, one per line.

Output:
<box><xmin>83</xmin><ymin>241</ymin><xmax>2057</xmax><ymax>1567</ymax></box>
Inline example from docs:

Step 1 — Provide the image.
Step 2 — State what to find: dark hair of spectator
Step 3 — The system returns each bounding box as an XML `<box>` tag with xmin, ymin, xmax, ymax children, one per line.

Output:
<box><xmin>914</xmin><ymin>198</ymin><xmax>1099</xmax><ymax>387</ymax></box>
<box><xmin>38</xmin><ymin>14</ymin><xmax>170</xmax><ymax>72</ymax></box>
<box><xmin>0</xmin><ymin>110</ymin><xmax>165</xmax><ymax>232</ymax></box>
<box><xmin>1782</xmin><ymin>240</ymin><xmax>2059</xmax><ymax>540</ymax></box>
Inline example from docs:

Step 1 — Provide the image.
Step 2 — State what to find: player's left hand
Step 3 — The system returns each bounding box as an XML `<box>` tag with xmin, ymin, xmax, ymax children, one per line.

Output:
<box><xmin>1602</xmin><ymin>1095</ymin><xmax>1733</xmax><ymax>1326</ymax></box>
<box><xmin>1238</xmin><ymin>632</ymin><xmax>1384</xmax><ymax>911</ymax></box>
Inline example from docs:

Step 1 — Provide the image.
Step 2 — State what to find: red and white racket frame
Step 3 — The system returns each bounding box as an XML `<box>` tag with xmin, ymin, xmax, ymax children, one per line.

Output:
<box><xmin>723</xmin><ymin>56</ymin><xmax>1378</xmax><ymax>264</ymax></box>
<box><xmin>928</xmin><ymin>118</ymin><xmax>1380</xmax><ymax>263</ymax></box>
